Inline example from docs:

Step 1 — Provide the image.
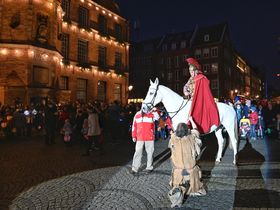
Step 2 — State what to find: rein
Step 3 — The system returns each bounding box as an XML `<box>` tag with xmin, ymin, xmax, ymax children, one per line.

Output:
<box><xmin>143</xmin><ymin>84</ymin><xmax>189</xmax><ymax>119</ymax></box>
<box><xmin>167</xmin><ymin>98</ymin><xmax>189</xmax><ymax>119</ymax></box>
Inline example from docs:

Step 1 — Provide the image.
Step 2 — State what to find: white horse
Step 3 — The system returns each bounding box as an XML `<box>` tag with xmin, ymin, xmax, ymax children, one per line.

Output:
<box><xmin>142</xmin><ymin>78</ymin><xmax>239</xmax><ymax>165</ymax></box>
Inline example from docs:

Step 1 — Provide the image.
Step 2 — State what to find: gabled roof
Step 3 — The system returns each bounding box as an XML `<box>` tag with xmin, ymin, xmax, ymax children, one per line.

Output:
<box><xmin>163</xmin><ymin>31</ymin><xmax>193</xmax><ymax>43</ymax></box>
<box><xmin>94</xmin><ymin>0</ymin><xmax>120</xmax><ymax>15</ymax></box>
<box><xmin>131</xmin><ymin>37</ymin><xmax>164</xmax><ymax>53</ymax></box>
<box><xmin>192</xmin><ymin>22</ymin><xmax>228</xmax><ymax>46</ymax></box>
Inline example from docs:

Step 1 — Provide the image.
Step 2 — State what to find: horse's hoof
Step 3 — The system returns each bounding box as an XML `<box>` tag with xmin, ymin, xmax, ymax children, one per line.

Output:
<box><xmin>215</xmin><ymin>161</ymin><xmax>220</xmax><ymax>165</ymax></box>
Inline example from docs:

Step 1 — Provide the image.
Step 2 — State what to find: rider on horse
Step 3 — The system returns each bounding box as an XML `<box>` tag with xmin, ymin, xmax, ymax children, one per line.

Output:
<box><xmin>183</xmin><ymin>58</ymin><xmax>220</xmax><ymax>134</ymax></box>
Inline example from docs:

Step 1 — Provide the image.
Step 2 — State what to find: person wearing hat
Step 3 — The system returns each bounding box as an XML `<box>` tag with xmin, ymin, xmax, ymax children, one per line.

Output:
<box><xmin>183</xmin><ymin>58</ymin><xmax>220</xmax><ymax>134</ymax></box>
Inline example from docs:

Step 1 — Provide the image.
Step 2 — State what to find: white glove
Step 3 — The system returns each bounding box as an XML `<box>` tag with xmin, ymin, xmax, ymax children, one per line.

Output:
<box><xmin>132</xmin><ymin>138</ymin><xmax>136</xmax><ymax>142</ymax></box>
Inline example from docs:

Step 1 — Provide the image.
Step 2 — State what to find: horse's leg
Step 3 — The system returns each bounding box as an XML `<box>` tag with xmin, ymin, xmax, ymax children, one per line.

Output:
<box><xmin>214</xmin><ymin>129</ymin><xmax>224</xmax><ymax>163</ymax></box>
<box><xmin>226</xmin><ymin>123</ymin><xmax>238</xmax><ymax>165</ymax></box>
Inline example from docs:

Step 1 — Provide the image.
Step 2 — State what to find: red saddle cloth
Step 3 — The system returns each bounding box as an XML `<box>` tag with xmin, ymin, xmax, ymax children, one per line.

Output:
<box><xmin>189</xmin><ymin>74</ymin><xmax>220</xmax><ymax>134</ymax></box>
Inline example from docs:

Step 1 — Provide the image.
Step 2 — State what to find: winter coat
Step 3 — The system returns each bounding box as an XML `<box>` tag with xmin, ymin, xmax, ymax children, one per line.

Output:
<box><xmin>87</xmin><ymin>113</ymin><xmax>101</xmax><ymax>136</ymax></box>
<box><xmin>63</xmin><ymin>121</ymin><xmax>72</xmax><ymax>135</ymax></box>
<box><xmin>249</xmin><ymin>111</ymin><xmax>258</xmax><ymax>125</ymax></box>
<box><xmin>132</xmin><ymin>111</ymin><xmax>159</xmax><ymax>141</ymax></box>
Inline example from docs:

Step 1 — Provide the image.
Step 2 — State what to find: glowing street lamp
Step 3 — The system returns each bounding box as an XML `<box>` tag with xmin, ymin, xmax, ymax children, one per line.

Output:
<box><xmin>128</xmin><ymin>85</ymin><xmax>133</xmax><ymax>91</ymax></box>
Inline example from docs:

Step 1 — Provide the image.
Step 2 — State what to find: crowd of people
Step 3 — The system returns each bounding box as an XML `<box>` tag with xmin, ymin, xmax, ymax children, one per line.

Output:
<box><xmin>0</xmin><ymin>56</ymin><xmax>279</xmax><ymax>208</ymax></box>
<box><xmin>0</xmin><ymin>100</ymin><xmax>140</xmax><ymax>150</ymax></box>
<box><xmin>224</xmin><ymin>96</ymin><xmax>280</xmax><ymax>141</ymax></box>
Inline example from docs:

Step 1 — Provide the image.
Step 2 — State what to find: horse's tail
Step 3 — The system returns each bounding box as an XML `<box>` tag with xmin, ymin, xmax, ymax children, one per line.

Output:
<box><xmin>231</xmin><ymin>109</ymin><xmax>239</xmax><ymax>148</ymax></box>
<box><xmin>228</xmin><ymin>107</ymin><xmax>239</xmax><ymax>150</ymax></box>
<box><xmin>234</xmin><ymin>113</ymin><xmax>239</xmax><ymax>142</ymax></box>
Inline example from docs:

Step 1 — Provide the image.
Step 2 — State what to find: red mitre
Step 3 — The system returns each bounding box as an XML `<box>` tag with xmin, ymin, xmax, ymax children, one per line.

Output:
<box><xmin>186</xmin><ymin>57</ymin><xmax>201</xmax><ymax>71</ymax></box>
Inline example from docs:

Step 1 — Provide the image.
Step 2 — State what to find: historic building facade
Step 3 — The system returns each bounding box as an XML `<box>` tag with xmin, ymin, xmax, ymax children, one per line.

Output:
<box><xmin>235</xmin><ymin>54</ymin><xmax>263</xmax><ymax>99</ymax></box>
<box><xmin>0</xmin><ymin>0</ymin><xmax>129</xmax><ymax>105</ymax></box>
<box><xmin>130</xmin><ymin>23</ymin><xmax>263</xmax><ymax>100</ymax></box>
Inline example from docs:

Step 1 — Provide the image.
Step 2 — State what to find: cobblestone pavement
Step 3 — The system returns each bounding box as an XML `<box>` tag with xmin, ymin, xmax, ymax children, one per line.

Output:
<box><xmin>8</xmin><ymin>135</ymin><xmax>280</xmax><ymax>210</ymax></box>
<box><xmin>0</xmin><ymin>134</ymin><xmax>135</xmax><ymax>210</ymax></box>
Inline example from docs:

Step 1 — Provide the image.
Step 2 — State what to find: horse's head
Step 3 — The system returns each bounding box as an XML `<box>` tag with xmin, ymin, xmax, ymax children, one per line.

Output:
<box><xmin>142</xmin><ymin>78</ymin><xmax>162</xmax><ymax>113</ymax></box>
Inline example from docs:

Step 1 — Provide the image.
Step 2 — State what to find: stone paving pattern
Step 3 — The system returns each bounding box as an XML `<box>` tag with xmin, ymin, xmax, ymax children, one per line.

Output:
<box><xmin>0</xmin><ymin>135</ymin><xmax>135</xmax><ymax>210</ymax></box>
<box><xmin>9</xmin><ymin>137</ymin><xmax>280</xmax><ymax>210</ymax></box>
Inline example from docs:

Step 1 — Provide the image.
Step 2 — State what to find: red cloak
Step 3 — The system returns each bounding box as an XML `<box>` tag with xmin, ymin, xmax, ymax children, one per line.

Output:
<box><xmin>189</xmin><ymin>74</ymin><xmax>220</xmax><ymax>134</ymax></box>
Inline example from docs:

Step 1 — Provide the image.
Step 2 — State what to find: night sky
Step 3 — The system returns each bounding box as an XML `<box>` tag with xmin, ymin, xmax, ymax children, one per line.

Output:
<box><xmin>115</xmin><ymin>0</ymin><xmax>280</xmax><ymax>90</ymax></box>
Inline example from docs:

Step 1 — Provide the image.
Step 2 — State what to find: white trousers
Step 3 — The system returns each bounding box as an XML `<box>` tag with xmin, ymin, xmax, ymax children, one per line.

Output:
<box><xmin>132</xmin><ymin>140</ymin><xmax>154</xmax><ymax>172</ymax></box>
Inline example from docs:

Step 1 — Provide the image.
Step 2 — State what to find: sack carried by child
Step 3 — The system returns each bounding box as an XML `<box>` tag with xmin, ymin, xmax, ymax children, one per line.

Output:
<box><xmin>64</xmin><ymin>134</ymin><xmax>71</xmax><ymax>142</ymax></box>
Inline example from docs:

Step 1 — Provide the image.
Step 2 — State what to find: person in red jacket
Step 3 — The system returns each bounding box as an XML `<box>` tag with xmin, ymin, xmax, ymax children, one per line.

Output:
<box><xmin>249</xmin><ymin>106</ymin><xmax>258</xmax><ymax>141</ymax></box>
<box><xmin>131</xmin><ymin>108</ymin><xmax>159</xmax><ymax>174</ymax></box>
<box><xmin>183</xmin><ymin>58</ymin><xmax>220</xmax><ymax>134</ymax></box>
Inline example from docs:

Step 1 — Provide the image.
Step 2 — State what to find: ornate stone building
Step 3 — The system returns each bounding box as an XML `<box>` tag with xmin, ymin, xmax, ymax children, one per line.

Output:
<box><xmin>0</xmin><ymin>0</ymin><xmax>129</xmax><ymax>105</ymax></box>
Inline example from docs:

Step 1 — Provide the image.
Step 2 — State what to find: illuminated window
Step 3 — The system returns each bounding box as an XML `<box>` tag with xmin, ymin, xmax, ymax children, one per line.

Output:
<box><xmin>98</xmin><ymin>15</ymin><xmax>107</xmax><ymax>35</ymax></box>
<box><xmin>203</xmin><ymin>48</ymin><xmax>209</xmax><ymax>58</ymax></box>
<box><xmin>78</xmin><ymin>40</ymin><xmax>88</xmax><ymax>63</ymax></box>
<box><xmin>60</xmin><ymin>76</ymin><xmax>69</xmax><ymax>90</ymax></box>
<box><xmin>211</xmin><ymin>47</ymin><xmax>218</xmax><ymax>57</ymax></box>
<box><xmin>114</xmin><ymin>83</ymin><xmax>121</xmax><ymax>101</ymax></box>
<box><xmin>61</xmin><ymin>33</ymin><xmax>69</xmax><ymax>59</ymax></box>
<box><xmin>77</xmin><ymin>78</ymin><xmax>87</xmax><ymax>101</ymax></box>
<box><xmin>97</xmin><ymin>80</ymin><xmax>106</xmax><ymax>101</ymax></box>
<box><xmin>167</xmin><ymin>72</ymin><xmax>173</xmax><ymax>81</ymax></box>
<box><xmin>61</xmin><ymin>0</ymin><xmax>70</xmax><ymax>20</ymax></box>
<box><xmin>115</xmin><ymin>52</ymin><xmax>122</xmax><ymax>70</ymax></box>
<box><xmin>98</xmin><ymin>46</ymin><xmax>107</xmax><ymax>67</ymax></box>
<box><xmin>78</xmin><ymin>6</ymin><xmax>89</xmax><ymax>28</ymax></box>
<box><xmin>114</xmin><ymin>23</ymin><xmax>122</xmax><ymax>41</ymax></box>
<box><xmin>211</xmin><ymin>63</ymin><xmax>218</xmax><ymax>73</ymax></box>
<box><xmin>203</xmin><ymin>64</ymin><xmax>211</xmax><ymax>74</ymax></box>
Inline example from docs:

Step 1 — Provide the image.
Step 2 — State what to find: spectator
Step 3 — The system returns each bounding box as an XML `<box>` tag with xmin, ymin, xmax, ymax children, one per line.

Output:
<box><xmin>62</xmin><ymin>119</ymin><xmax>72</xmax><ymax>146</ymax></box>
<box><xmin>44</xmin><ymin>101</ymin><xmax>58</xmax><ymax>145</ymax></box>
<box><xmin>263</xmin><ymin>102</ymin><xmax>276</xmax><ymax>132</ymax></box>
<box><xmin>257</xmin><ymin>104</ymin><xmax>265</xmax><ymax>139</ymax></box>
<box><xmin>234</xmin><ymin>101</ymin><xmax>243</xmax><ymax>127</ymax></box>
<box><xmin>130</xmin><ymin>107</ymin><xmax>159</xmax><ymax>174</ymax></box>
<box><xmin>82</xmin><ymin>107</ymin><xmax>101</xmax><ymax>156</ymax></box>
<box><xmin>157</xmin><ymin>112</ymin><xmax>167</xmax><ymax>140</ymax></box>
<box><xmin>249</xmin><ymin>106</ymin><xmax>258</xmax><ymax>141</ymax></box>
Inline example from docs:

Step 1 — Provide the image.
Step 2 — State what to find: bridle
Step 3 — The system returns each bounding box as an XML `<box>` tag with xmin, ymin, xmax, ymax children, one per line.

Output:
<box><xmin>143</xmin><ymin>84</ymin><xmax>189</xmax><ymax>119</ymax></box>
<box><xmin>142</xmin><ymin>85</ymin><xmax>159</xmax><ymax>111</ymax></box>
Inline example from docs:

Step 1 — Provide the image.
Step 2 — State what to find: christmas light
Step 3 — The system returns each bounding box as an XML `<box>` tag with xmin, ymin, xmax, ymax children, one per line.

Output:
<box><xmin>0</xmin><ymin>49</ymin><xmax>8</xmax><ymax>55</ymax></box>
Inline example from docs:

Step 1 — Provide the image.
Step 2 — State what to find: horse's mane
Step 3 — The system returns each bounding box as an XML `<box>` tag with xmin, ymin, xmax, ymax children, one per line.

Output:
<box><xmin>159</xmin><ymin>85</ymin><xmax>184</xmax><ymax>100</ymax></box>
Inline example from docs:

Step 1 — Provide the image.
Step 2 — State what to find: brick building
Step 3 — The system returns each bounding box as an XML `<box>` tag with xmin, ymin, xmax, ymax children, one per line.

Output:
<box><xmin>0</xmin><ymin>0</ymin><xmax>129</xmax><ymax>105</ymax></box>
<box><xmin>130</xmin><ymin>23</ymin><xmax>263</xmax><ymax>100</ymax></box>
